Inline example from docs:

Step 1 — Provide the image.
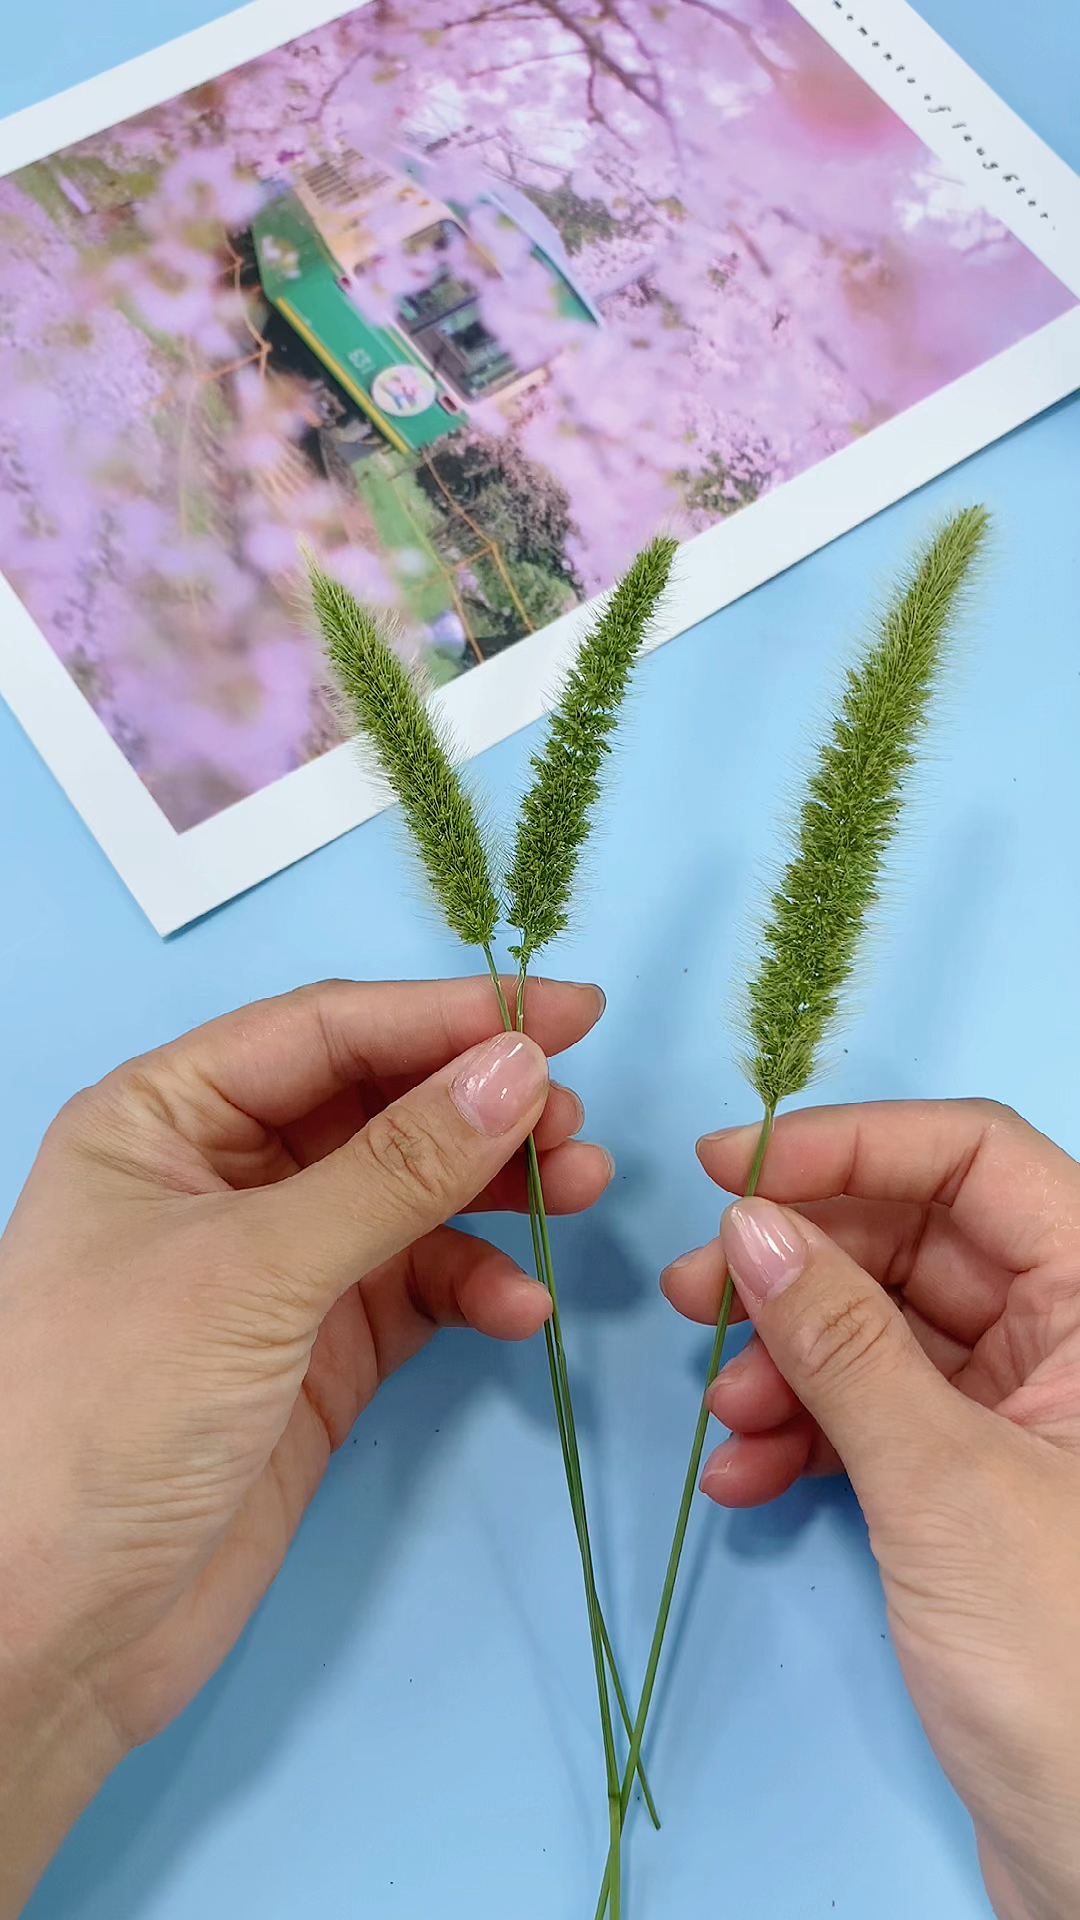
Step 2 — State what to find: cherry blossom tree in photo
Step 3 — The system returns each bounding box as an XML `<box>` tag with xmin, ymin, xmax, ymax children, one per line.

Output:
<box><xmin>0</xmin><ymin>0</ymin><xmax>1072</xmax><ymax>827</ymax></box>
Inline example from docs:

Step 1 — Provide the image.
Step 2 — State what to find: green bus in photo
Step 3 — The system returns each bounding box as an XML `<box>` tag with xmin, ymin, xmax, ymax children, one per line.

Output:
<box><xmin>247</xmin><ymin>151</ymin><xmax>601</xmax><ymax>460</ymax></box>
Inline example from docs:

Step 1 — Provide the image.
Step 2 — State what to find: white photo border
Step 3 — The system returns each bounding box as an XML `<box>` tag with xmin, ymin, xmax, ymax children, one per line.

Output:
<box><xmin>1</xmin><ymin>0</ymin><xmax>1078</xmax><ymax>934</ymax></box>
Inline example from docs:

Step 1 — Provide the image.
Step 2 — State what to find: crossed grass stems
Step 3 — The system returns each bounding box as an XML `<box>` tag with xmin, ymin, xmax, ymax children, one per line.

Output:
<box><xmin>311</xmin><ymin>535</ymin><xmax>678</xmax><ymax>1918</ymax></box>
<box><xmin>486</xmin><ymin>950</ymin><xmax>654</xmax><ymax>1920</ymax></box>
<box><xmin>310</xmin><ymin>504</ymin><xmax>990</xmax><ymax>1916</ymax></box>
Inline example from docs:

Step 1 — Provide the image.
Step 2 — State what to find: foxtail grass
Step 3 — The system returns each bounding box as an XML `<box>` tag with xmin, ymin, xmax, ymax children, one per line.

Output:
<box><xmin>507</xmin><ymin>538</ymin><xmax>678</xmax><ymax>965</ymax></box>
<box><xmin>594</xmin><ymin>504</ymin><xmax>990</xmax><ymax>1917</ymax></box>
<box><xmin>310</xmin><ymin>562</ymin><xmax>499</xmax><ymax>948</ymax></box>
<box><xmin>308</xmin><ymin>538</ymin><xmax>677</xmax><ymax>1916</ymax></box>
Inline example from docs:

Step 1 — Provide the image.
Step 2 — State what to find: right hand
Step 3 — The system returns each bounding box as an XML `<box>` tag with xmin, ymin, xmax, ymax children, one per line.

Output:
<box><xmin>662</xmin><ymin>1100</ymin><xmax>1080</xmax><ymax>1920</ymax></box>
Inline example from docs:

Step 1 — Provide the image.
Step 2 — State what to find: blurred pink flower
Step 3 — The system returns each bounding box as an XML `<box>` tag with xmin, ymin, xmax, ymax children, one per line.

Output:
<box><xmin>0</xmin><ymin>0</ymin><xmax>1072</xmax><ymax>828</ymax></box>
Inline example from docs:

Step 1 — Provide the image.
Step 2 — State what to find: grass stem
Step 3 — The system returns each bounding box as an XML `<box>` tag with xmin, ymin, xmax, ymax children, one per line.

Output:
<box><xmin>593</xmin><ymin>1105</ymin><xmax>775</xmax><ymax>1917</ymax></box>
<box><xmin>481</xmin><ymin>948</ymin><xmax>657</xmax><ymax>1850</ymax></box>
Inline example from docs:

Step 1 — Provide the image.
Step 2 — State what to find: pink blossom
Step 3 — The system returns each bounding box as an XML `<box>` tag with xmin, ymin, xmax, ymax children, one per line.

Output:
<box><xmin>0</xmin><ymin>0</ymin><xmax>1073</xmax><ymax>829</ymax></box>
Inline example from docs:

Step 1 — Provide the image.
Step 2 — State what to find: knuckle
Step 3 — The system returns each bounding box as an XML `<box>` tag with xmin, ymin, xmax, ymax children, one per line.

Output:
<box><xmin>959</xmin><ymin>1095</ymin><xmax>1019</xmax><ymax>1129</ymax></box>
<box><xmin>47</xmin><ymin>1075</ymin><xmax>150</xmax><ymax>1157</ymax></box>
<box><xmin>106</xmin><ymin>1061</ymin><xmax>179</xmax><ymax>1126</ymax></box>
<box><xmin>48</xmin><ymin>1083</ymin><xmax>99</xmax><ymax>1141</ymax></box>
<box><xmin>954</xmin><ymin>1097</ymin><xmax>1033</xmax><ymax>1165</ymax></box>
<box><xmin>292</xmin><ymin>978</ymin><xmax>359</xmax><ymax>1030</ymax></box>
<box><xmin>43</xmin><ymin>1059</ymin><xmax>193</xmax><ymax>1182</ymax></box>
<box><xmin>358</xmin><ymin>1105</ymin><xmax>461</xmax><ymax>1212</ymax></box>
<box><xmin>794</xmin><ymin>1288</ymin><xmax>900</xmax><ymax>1389</ymax></box>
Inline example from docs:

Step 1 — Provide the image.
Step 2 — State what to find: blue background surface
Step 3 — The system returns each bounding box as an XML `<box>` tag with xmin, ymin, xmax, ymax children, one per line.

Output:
<box><xmin>2</xmin><ymin>5</ymin><xmax>1078</xmax><ymax>1916</ymax></box>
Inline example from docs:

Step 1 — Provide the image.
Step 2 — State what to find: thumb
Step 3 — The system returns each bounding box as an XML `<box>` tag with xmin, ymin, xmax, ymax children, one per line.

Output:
<box><xmin>719</xmin><ymin>1197</ymin><xmax>966</xmax><ymax>1515</ymax></box>
<box><xmin>246</xmin><ymin>1031</ymin><xmax>550</xmax><ymax>1321</ymax></box>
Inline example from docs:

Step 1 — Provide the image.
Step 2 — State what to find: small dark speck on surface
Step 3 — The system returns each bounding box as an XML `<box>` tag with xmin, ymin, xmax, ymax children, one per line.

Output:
<box><xmin>810</xmin><ymin>1586</ymin><xmax>815</xmax><ymax>1592</ymax></box>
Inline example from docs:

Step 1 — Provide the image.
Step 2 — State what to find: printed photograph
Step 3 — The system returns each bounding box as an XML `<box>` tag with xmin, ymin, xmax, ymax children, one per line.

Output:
<box><xmin>0</xmin><ymin>0</ymin><xmax>1074</xmax><ymax>831</ymax></box>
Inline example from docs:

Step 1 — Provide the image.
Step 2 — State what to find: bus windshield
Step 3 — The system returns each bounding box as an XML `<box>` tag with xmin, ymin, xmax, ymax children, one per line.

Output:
<box><xmin>396</xmin><ymin>220</ymin><xmax>519</xmax><ymax>397</ymax></box>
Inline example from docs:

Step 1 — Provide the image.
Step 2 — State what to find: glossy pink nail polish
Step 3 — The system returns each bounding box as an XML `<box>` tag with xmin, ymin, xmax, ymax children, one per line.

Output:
<box><xmin>450</xmin><ymin>1035</ymin><xmax>547</xmax><ymax>1137</ymax></box>
<box><xmin>721</xmin><ymin>1199</ymin><xmax>806</xmax><ymax>1303</ymax></box>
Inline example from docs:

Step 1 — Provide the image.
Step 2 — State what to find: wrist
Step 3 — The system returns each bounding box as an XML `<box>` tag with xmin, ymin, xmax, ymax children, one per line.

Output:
<box><xmin>0</xmin><ymin>1638</ymin><xmax>123</xmax><ymax>1918</ymax></box>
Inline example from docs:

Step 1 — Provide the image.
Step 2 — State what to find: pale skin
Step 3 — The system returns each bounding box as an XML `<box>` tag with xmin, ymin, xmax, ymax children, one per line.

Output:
<box><xmin>663</xmin><ymin>1101</ymin><xmax>1080</xmax><ymax>1920</ymax></box>
<box><xmin>0</xmin><ymin>975</ymin><xmax>611</xmax><ymax>1917</ymax></box>
<box><xmin>0</xmin><ymin>989</ymin><xmax>1077</xmax><ymax>1920</ymax></box>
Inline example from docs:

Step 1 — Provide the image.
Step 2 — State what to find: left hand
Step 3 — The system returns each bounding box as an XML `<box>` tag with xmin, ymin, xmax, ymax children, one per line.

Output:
<box><xmin>0</xmin><ymin>975</ymin><xmax>609</xmax><ymax>1916</ymax></box>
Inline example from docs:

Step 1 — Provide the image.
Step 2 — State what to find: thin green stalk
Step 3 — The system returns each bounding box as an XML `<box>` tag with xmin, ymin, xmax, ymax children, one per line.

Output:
<box><xmin>600</xmin><ymin>1605</ymin><xmax>657</xmax><ymax>1824</ymax></box>
<box><xmin>523</xmin><ymin>1128</ymin><xmax>621</xmax><ymax>1881</ymax></box>
<box><xmin>524</xmin><ymin>1143</ymin><xmax>659</xmax><ymax>1828</ymax></box>
<box><xmin>483</xmin><ymin>951</ymin><xmax>515</xmax><ymax>1032</ymax></box>
<box><xmin>487</xmin><ymin>953</ymin><xmax>621</xmax><ymax>1917</ymax></box>
<box><xmin>594</xmin><ymin>1105</ymin><xmax>775</xmax><ymax>1919</ymax></box>
<box><xmin>608</xmin><ymin>1792</ymin><xmax>622</xmax><ymax>1920</ymax></box>
<box><xmin>481</xmin><ymin>946</ymin><xmax>656</xmax><ymax>1836</ymax></box>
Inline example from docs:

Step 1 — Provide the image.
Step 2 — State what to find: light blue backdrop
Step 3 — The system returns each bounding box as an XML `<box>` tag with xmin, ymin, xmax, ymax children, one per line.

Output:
<box><xmin>2</xmin><ymin>5</ymin><xmax>1077</xmax><ymax>1916</ymax></box>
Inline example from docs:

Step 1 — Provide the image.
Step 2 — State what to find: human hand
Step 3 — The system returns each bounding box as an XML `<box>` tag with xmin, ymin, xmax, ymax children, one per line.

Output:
<box><xmin>0</xmin><ymin>975</ymin><xmax>609</xmax><ymax>1916</ymax></box>
<box><xmin>663</xmin><ymin>1100</ymin><xmax>1080</xmax><ymax>1920</ymax></box>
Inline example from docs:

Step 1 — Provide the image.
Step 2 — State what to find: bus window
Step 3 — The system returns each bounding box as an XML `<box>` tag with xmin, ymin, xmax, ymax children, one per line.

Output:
<box><xmin>396</xmin><ymin>220</ymin><xmax>490</xmax><ymax>331</ymax></box>
<box><xmin>428</xmin><ymin>301</ymin><xmax>516</xmax><ymax>397</ymax></box>
<box><xmin>399</xmin><ymin>273</ymin><xmax>475</xmax><ymax>330</ymax></box>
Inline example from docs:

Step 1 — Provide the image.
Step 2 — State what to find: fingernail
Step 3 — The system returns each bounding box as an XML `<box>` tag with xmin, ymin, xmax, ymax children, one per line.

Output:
<box><xmin>698</xmin><ymin>1121</ymin><xmax>759</xmax><ymax>1148</ymax></box>
<box><xmin>507</xmin><ymin>1275</ymin><xmax>554</xmax><ymax>1320</ymax></box>
<box><xmin>658</xmin><ymin>1245</ymin><xmax>705</xmax><ymax>1299</ymax></box>
<box><xmin>705</xmin><ymin>1344</ymin><xmax>751</xmax><ymax>1420</ymax></box>
<box><xmin>534</xmin><ymin>978</ymin><xmax>606</xmax><ymax>1014</ymax></box>
<box><xmin>700</xmin><ymin>1437</ymin><xmax>738</xmax><ymax>1497</ymax></box>
<box><xmin>551</xmin><ymin>1082</ymin><xmax>586</xmax><ymax>1134</ymax></box>
<box><xmin>451</xmin><ymin>1035</ymin><xmax>547</xmax><ymax>1137</ymax></box>
<box><xmin>576</xmin><ymin>1142</ymin><xmax>615</xmax><ymax>1186</ymax></box>
<box><xmin>572</xmin><ymin>982</ymin><xmax>606</xmax><ymax>1018</ymax></box>
<box><xmin>721</xmin><ymin>1199</ymin><xmax>806</xmax><ymax>1304</ymax></box>
<box><xmin>715</xmin><ymin>1340</ymin><xmax>752</xmax><ymax>1382</ymax></box>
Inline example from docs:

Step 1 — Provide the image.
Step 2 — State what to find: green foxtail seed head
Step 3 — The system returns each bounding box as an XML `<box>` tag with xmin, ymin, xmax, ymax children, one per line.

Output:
<box><xmin>308</xmin><ymin>555</ymin><xmax>500</xmax><ymax>948</ymax></box>
<box><xmin>745</xmin><ymin>504</ymin><xmax>990</xmax><ymax>1111</ymax></box>
<box><xmin>505</xmin><ymin>534</ymin><xmax>678</xmax><ymax>963</ymax></box>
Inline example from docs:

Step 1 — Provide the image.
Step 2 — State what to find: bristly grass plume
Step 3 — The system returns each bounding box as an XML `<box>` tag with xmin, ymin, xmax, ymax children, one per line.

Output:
<box><xmin>308</xmin><ymin>558</ymin><xmax>499</xmax><ymax>949</ymax></box>
<box><xmin>746</xmin><ymin>504</ymin><xmax>990</xmax><ymax>1109</ymax></box>
<box><xmin>593</xmin><ymin>504</ymin><xmax>990</xmax><ymax>1920</ymax></box>
<box><xmin>506</xmin><ymin>535</ymin><xmax>678</xmax><ymax>963</ymax></box>
<box><xmin>309</xmin><ymin>537</ymin><xmax>677</xmax><ymax>1920</ymax></box>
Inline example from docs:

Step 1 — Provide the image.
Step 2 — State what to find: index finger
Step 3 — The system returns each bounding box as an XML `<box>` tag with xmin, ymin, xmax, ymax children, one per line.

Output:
<box><xmin>121</xmin><ymin>976</ymin><xmax>605</xmax><ymax>1128</ymax></box>
<box><xmin>696</xmin><ymin>1099</ymin><xmax>1080</xmax><ymax>1275</ymax></box>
